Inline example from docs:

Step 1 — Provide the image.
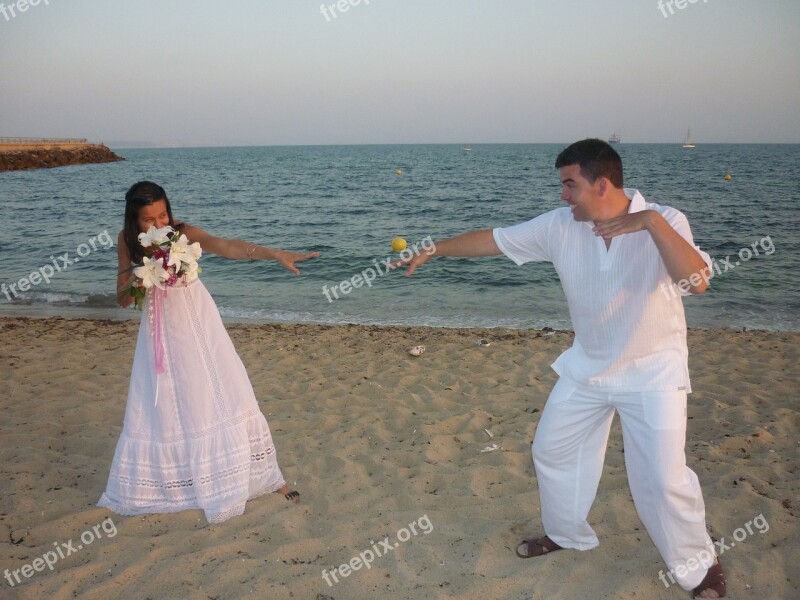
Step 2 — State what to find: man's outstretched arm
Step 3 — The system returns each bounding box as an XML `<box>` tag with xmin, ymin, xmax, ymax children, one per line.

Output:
<box><xmin>402</xmin><ymin>229</ymin><xmax>501</xmax><ymax>276</ymax></box>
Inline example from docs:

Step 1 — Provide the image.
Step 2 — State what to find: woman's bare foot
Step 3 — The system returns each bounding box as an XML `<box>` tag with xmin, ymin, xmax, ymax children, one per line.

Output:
<box><xmin>277</xmin><ymin>485</ymin><xmax>300</xmax><ymax>504</ymax></box>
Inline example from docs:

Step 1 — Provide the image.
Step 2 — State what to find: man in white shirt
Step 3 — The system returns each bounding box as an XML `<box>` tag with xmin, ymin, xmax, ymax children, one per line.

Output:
<box><xmin>400</xmin><ymin>139</ymin><xmax>725</xmax><ymax>598</ymax></box>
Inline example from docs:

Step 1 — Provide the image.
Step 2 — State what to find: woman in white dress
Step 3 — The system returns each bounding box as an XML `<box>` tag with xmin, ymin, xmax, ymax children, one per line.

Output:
<box><xmin>98</xmin><ymin>181</ymin><xmax>318</xmax><ymax>524</ymax></box>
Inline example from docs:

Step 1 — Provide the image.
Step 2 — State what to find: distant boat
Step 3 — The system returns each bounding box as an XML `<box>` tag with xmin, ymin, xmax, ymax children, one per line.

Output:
<box><xmin>608</xmin><ymin>133</ymin><xmax>621</xmax><ymax>144</ymax></box>
<box><xmin>682</xmin><ymin>128</ymin><xmax>695</xmax><ymax>148</ymax></box>
<box><xmin>462</xmin><ymin>146</ymin><xmax>472</xmax><ymax>152</ymax></box>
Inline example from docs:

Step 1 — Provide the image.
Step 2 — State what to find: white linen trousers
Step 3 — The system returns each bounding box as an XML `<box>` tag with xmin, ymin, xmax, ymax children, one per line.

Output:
<box><xmin>532</xmin><ymin>377</ymin><xmax>716</xmax><ymax>591</ymax></box>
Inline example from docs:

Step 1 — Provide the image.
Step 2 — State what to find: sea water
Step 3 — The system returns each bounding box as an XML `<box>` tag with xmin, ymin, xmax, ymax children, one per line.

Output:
<box><xmin>0</xmin><ymin>143</ymin><xmax>797</xmax><ymax>331</ymax></box>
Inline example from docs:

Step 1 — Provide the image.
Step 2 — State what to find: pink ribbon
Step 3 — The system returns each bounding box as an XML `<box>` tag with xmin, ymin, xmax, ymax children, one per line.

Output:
<box><xmin>152</xmin><ymin>287</ymin><xmax>166</xmax><ymax>375</ymax></box>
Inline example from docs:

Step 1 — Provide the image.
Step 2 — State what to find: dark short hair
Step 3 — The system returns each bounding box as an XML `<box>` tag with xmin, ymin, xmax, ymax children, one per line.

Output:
<box><xmin>555</xmin><ymin>139</ymin><xmax>623</xmax><ymax>188</ymax></box>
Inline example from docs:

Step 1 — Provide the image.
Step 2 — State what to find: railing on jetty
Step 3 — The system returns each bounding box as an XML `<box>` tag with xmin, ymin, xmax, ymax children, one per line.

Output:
<box><xmin>0</xmin><ymin>137</ymin><xmax>89</xmax><ymax>144</ymax></box>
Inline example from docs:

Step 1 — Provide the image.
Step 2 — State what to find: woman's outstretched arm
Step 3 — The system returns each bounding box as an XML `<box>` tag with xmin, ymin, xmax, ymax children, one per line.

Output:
<box><xmin>181</xmin><ymin>224</ymin><xmax>319</xmax><ymax>275</ymax></box>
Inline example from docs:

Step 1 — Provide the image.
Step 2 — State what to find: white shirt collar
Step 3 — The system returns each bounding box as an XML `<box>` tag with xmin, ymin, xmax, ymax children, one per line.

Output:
<box><xmin>625</xmin><ymin>188</ymin><xmax>646</xmax><ymax>214</ymax></box>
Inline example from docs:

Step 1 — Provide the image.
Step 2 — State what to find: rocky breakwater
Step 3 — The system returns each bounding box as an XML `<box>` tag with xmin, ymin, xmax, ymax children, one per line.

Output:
<box><xmin>0</xmin><ymin>142</ymin><xmax>125</xmax><ymax>171</ymax></box>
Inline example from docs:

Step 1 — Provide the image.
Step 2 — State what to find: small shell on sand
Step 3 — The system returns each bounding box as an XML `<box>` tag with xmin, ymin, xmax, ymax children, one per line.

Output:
<box><xmin>408</xmin><ymin>345</ymin><xmax>426</xmax><ymax>356</ymax></box>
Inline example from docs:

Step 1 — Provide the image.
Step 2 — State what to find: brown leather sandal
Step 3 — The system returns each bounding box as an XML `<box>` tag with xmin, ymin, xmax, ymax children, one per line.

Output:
<box><xmin>692</xmin><ymin>558</ymin><xmax>726</xmax><ymax>598</ymax></box>
<box><xmin>515</xmin><ymin>535</ymin><xmax>564</xmax><ymax>558</ymax></box>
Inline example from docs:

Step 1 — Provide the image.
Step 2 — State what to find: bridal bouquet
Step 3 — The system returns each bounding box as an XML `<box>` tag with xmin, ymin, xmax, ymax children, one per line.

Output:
<box><xmin>129</xmin><ymin>225</ymin><xmax>202</xmax><ymax>309</ymax></box>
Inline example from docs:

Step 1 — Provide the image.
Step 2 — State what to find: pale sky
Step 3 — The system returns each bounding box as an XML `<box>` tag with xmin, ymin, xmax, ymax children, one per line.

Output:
<box><xmin>1</xmin><ymin>0</ymin><xmax>798</xmax><ymax>146</ymax></box>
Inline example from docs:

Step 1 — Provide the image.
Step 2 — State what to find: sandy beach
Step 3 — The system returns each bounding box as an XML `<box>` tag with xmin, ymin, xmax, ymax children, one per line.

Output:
<box><xmin>0</xmin><ymin>317</ymin><xmax>797</xmax><ymax>599</ymax></box>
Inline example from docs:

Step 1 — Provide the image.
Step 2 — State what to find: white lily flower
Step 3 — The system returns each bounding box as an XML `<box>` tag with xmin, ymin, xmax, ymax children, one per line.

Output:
<box><xmin>133</xmin><ymin>256</ymin><xmax>170</xmax><ymax>289</ymax></box>
<box><xmin>138</xmin><ymin>225</ymin><xmax>174</xmax><ymax>248</ymax></box>
<box><xmin>167</xmin><ymin>234</ymin><xmax>203</xmax><ymax>270</ymax></box>
<box><xmin>182</xmin><ymin>260</ymin><xmax>200</xmax><ymax>283</ymax></box>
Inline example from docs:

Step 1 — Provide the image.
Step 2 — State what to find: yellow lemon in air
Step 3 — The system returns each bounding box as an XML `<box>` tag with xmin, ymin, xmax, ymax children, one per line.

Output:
<box><xmin>724</xmin><ymin>174</ymin><xmax>732</xmax><ymax>181</ymax></box>
<box><xmin>391</xmin><ymin>237</ymin><xmax>407</xmax><ymax>252</ymax></box>
<box><xmin>396</xmin><ymin>169</ymin><xmax>403</xmax><ymax>176</ymax></box>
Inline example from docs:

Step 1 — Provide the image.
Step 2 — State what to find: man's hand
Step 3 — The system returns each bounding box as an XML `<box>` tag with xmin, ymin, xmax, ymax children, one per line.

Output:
<box><xmin>591</xmin><ymin>210</ymin><xmax>656</xmax><ymax>240</ymax></box>
<box><xmin>397</xmin><ymin>251</ymin><xmax>433</xmax><ymax>277</ymax></box>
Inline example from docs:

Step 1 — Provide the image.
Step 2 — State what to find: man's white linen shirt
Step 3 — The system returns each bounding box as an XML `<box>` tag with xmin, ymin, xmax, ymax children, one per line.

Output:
<box><xmin>493</xmin><ymin>188</ymin><xmax>712</xmax><ymax>393</ymax></box>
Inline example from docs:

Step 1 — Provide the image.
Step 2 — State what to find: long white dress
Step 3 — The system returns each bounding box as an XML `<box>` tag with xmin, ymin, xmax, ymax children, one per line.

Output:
<box><xmin>98</xmin><ymin>279</ymin><xmax>286</xmax><ymax>523</ymax></box>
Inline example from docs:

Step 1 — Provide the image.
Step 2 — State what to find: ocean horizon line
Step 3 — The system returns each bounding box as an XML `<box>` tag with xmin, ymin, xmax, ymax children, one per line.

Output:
<box><xmin>105</xmin><ymin>141</ymin><xmax>800</xmax><ymax>150</ymax></box>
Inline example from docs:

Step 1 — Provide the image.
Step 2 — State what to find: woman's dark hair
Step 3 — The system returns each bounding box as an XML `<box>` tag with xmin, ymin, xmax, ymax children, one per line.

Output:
<box><xmin>123</xmin><ymin>181</ymin><xmax>180</xmax><ymax>263</ymax></box>
<box><xmin>554</xmin><ymin>138</ymin><xmax>624</xmax><ymax>188</ymax></box>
